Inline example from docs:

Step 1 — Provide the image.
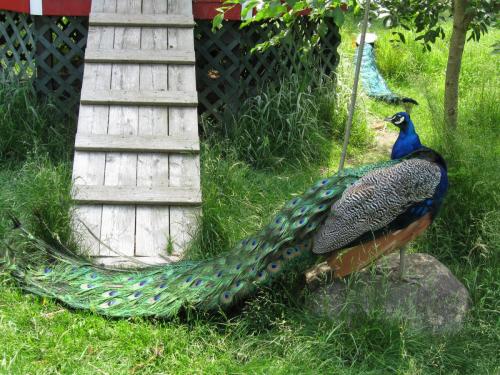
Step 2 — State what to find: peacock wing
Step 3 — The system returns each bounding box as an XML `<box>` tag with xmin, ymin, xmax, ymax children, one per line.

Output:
<box><xmin>312</xmin><ymin>158</ymin><xmax>442</xmax><ymax>254</ymax></box>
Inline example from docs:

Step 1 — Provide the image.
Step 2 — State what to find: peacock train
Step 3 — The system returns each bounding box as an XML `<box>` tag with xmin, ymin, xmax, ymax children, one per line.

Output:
<box><xmin>2</xmin><ymin>112</ymin><xmax>448</xmax><ymax>318</ymax></box>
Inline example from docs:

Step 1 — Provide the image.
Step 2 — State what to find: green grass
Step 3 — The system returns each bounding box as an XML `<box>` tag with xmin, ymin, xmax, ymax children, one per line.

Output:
<box><xmin>202</xmin><ymin>74</ymin><xmax>372</xmax><ymax>170</ymax></box>
<box><xmin>1</xmin><ymin>17</ymin><xmax>499</xmax><ymax>374</ymax></box>
<box><xmin>0</xmin><ymin>82</ymin><xmax>74</xmax><ymax>165</ymax></box>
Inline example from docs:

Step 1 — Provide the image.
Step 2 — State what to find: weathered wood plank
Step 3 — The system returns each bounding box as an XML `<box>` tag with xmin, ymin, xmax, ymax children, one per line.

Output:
<box><xmin>92</xmin><ymin>0</ymin><xmax>118</xmax><ymax>13</ymax></box>
<box><xmin>99</xmin><ymin>0</ymin><xmax>142</xmax><ymax>257</ymax></box>
<box><xmin>167</xmin><ymin>0</ymin><xmax>201</xmax><ymax>254</ymax></box>
<box><xmin>135</xmin><ymin>3</ymin><xmax>171</xmax><ymax>257</ymax></box>
<box><xmin>73</xmin><ymin>186</ymin><xmax>202</xmax><ymax>205</ymax></box>
<box><xmin>167</xmin><ymin>0</ymin><xmax>192</xmax><ymax>16</ymax></box>
<box><xmin>80</xmin><ymin>89</ymin><xmax>198</xmax><ymax>106</ymax></box>
<box><xmin>94</xmin><ymin>255</ymin><xmax>182</xmax><ymax>268</ymax></box>
<box><xmin>85</xmin><ymin>49</ymin><xmax>195</xmax><ymax>64</ymax></box>
<box><xmin>75</xmin><ymin>134</ymin><xmax>200</xmax><ymax>153</ymax></box>
<box><xmin>72</xmin><ymin>16</ymin><xmax>115</xmax><ymax>256</ymax></box>
<box><xmin>90</xmin><ymin>13</ymin><xmax>194</xmax><ymax>27</ymax></box>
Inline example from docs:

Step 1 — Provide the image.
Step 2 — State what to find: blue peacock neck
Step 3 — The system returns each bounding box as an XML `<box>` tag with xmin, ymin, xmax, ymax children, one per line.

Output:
<box><xmin>391</xmin><ymin>119</ymin><xmax>423</xmax><ymax>159</ymax></box>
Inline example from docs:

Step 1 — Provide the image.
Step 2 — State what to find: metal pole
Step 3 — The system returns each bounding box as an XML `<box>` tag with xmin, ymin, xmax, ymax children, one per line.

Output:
<box><xmin>338</xmin><ymin>0</ymin><xmax>371</xmax><ymax>171</ymax></box>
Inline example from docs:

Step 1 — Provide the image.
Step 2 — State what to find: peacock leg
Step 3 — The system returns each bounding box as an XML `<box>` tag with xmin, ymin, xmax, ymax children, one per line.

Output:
<box><xmin>398</xmin><ymin>246</ymin><xmax>422</xmax><ymax>285</ymax></box>
<box><xmin>399</xmin><ymin>246</ymin><xmax>407</xmax><ymax>279</ymax></box>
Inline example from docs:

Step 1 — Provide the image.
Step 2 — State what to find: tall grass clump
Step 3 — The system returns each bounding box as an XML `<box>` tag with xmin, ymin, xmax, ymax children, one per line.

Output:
<box><xmin>203</xmin><ymin>76</ymin><xmax>338</xmax><ymax>169</ymax></box>
<box><xmin>0</xmin><ymin>156</ymin><xmax>74</xmax><ymax>251</ymax></box>
<box><xmin>416</xmin><ymin>79</ymin><xmax>500</xmax><ymax>326</ymax></box>
<box><xmin>0</xmin><ymin>80</ymin><xmax>75</xmax><ymax>254</ymax></box>
<box><xmin>0</xmin><ymin>80</ymin><xmax>74</xmax><ymax>165</ymax></box>
<box><xmin>406</xmin><ymin>31</ymin><xmax>500</xmax><ymax>263</ymax></box>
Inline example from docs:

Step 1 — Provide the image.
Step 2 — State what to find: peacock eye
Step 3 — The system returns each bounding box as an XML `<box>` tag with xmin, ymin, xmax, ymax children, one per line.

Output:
<box><xmin>394</xmin><ymin>116</ymin><xmax>405</xmax><ymax>124</ymax></box>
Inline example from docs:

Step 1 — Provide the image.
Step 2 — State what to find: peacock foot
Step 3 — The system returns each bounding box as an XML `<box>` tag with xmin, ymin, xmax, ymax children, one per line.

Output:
<box><xmin>394</xmin><ymin>273</ymin><xmax>423</xmax><ymax>286</ymax></box>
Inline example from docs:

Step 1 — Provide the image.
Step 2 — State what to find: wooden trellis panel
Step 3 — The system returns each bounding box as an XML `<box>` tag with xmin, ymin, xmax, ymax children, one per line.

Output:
<box><xmin>33</xmin><ymin>15</ymin><xmax>88</xmax><ymax>115</ymax></box>
<box><xmin>195</xmin><ymin>19</ymin><xmax>341</xmax><ymax>120</ymax></box>
<box><xmin>72</xmin><ymin>0</ymin><xmax>201</xmax><ymax>267</ymax></box>
<box><xmin>0</xmin><ymin>10</ymin><xmax>87</xmax><ymax>116</ymax></box>
<box><xmin>0</xmin><ymin>11</ymin><xmax>35</xmax><ymax>78</ymax></box>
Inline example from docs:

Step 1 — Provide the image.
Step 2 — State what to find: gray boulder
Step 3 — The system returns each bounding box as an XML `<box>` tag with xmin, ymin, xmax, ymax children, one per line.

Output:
<box><xmin>310</xmin><ymin>253</ymin><xmax>470</xmax><ymax>332</ymax></box>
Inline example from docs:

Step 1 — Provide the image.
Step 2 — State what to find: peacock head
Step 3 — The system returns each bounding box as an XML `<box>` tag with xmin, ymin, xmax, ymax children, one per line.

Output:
<box><xmin>385</xmin><ymin>112</ymin><xmax>422</xmax><ymax>159</ymax></box>
<box><xmin>384</xmin><ymin>112</ymin><xmax>414</xmax><ymax>132</ymax></box>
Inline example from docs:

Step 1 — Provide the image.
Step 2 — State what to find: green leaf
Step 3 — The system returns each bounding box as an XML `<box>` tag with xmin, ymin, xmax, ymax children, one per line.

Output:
<box><xmin>317</xmin><ymin>22</ymin><xmax>328</xmax><ymax>38</ymax></box>
<box><xmin>331</xmin><ymin>7</ymin><xmax>345</xmax><ymax>26</ymax></box>
<box><xmin>292</xmin><ymin>1</ymin><xmax>307</xmax><ymax>12</ymax></box>
<box><xmin>241</xmin><ymin>0</ymin><xmax>259</xmax><ymax>19</ymax></box>
<box><xmin>212</xmin><ymin>14</ymin><xmax>224</xmax><ymax>31</ymax></box>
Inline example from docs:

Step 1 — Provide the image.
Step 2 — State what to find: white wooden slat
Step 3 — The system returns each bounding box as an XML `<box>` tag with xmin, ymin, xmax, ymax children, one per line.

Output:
<box><xmin>99</xmin><ymin>0</ymin><xmax>142</xmax><ymax>257</ymax></box>
<box><xmin>135</xmin><ymin>5</ymin><xmax>171</xmax><ymax>257</ymax></box>
<box><xmin>169</xmin><ymin>207</ymin><xmax>199</xmax><ymax>254</ymax></box>
<box><xmin>94</xmin><ymin>255</ymin><xmax>182</xmax><ymax>268</ymax></box>
<box><xmin>142</xmin><ymin>0</ymin><xmax>167</xmax><ymax>14</ymax></box>
<box><xmin>80</xmin><ymin>89</ymin><xmax>198</xmax><ymax>106</ymax></box>
<box><xmin>167</xmin><ymin>0</ymin><xmax>192</xmax><ymax>15</ymax></box>
<box><xmin>90</xmin><ymin>13</ymin><xmax>194</xmax><ymax>27</ymax></box>
<box><xmin>91</xmin><ymin>0</ymin><xmax>117</xmax><ymax>13</ymax></box>
<box><xmin>90</xmin><ymin>0</ymin><xmax>104</xmax><ymax>12</ymax></box>
<box><xmin>85</xmin><ymin>49</ymin><xmax>195</xmax><ymax>64</ymax></box>
<box><xmin>72</xmin><ymin>19</ymin><xmax>115</xmax><ymax>256</ymax></box>
<box><xmin>166</xmin><ymin>0</ymin><xmax>194</xmax><ymax>52</ymax></box>
<box><xmin>29</xmin><ymin>0</ymin><xmax>43</xmax><ymax>15</ymax></box>
<box><xmin>74</xmin><ymin>134</ymin><xmax>199</xmax><ymax>153</ymax></box>
<box><xmin>167</xmin><ymin>0</ymin><xmax>201</xmax><ymax>254</ymax></box>
<box><xmin>73</xmin><ymin>186</ymin><xmax>202</xmax><ymax>205</ymax></box>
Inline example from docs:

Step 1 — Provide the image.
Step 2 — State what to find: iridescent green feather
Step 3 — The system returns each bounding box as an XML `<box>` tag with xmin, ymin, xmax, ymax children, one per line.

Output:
<box><xmin>3</xmin><ymin>159</ymin><xmax>397</xmax><ymax>318</ymax></box>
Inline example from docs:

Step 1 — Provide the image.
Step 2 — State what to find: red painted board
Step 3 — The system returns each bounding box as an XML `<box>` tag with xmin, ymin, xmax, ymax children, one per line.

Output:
<box><xmin>0</xmin><ymin>0</ymin><xmax>29</xmax><ymax>13</ymax></box>
<box><xmin>193</xmin><ymin>1</ymin><xmax>241</xmax><ymax>20</ymax></box>
<box><xmin>43</xmin><ymin>0</ymin><xmax>92</xmax><ymax>16</ymax></box>
<box><xmin>0</xmin><ymin>0</ymin><xmax>239</xmax><ymax>20</ymax></box>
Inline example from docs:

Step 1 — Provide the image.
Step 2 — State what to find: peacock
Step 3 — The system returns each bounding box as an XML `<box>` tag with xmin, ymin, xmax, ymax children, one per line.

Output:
<box><xmin>2</xmin><ymin>112</ymin><xmax>448</xmax><ymax>318</ymax></box>
<box><xmin>356</xmin><ymin>35</ymin><xmax>419</xmax><ymax>109</ymax></box>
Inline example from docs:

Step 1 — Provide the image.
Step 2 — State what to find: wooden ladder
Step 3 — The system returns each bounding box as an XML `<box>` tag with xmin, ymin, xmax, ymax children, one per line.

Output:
<box><xmin>72</xmin><ymin>0</ymin><xmax>201</xmax><ymax>267</ymax></box>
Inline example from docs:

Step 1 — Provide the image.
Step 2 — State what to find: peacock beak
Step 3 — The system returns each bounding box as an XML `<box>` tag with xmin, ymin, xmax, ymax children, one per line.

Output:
<box><xmin>384</xmin><ymin>116</ymin><xmax>393</xmax><ymax>123</ymax></box>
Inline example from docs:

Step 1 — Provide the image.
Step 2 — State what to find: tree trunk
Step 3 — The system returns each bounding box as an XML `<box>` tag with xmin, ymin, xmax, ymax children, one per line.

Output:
<box><xmin>444</xmin><ymin>0</ymin><xmax>470</xmax><ymax>128</ymax></box>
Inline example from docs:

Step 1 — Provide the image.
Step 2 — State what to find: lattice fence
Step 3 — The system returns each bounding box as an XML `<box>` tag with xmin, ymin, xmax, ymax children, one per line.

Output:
<box><xmin>0</xmin><ymin>11</ymin><xmax>87</xmax><ymax>117</ymax></box>
<box><xmin>195</xmin><ymin>19</ymin><xmax>341</xmax><ymax>120</ymax></box>
<box><xmin>1</xmin><ymin>11</ymin><xmax>340</xmax><ymax>120</ymax></box>
<box><xmin>0</xmin><ymin>11</ymin><xmax>35</xmax><ymax>78</ymax></box>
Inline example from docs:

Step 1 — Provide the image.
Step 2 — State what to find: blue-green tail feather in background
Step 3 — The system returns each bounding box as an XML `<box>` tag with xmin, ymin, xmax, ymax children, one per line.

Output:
<box><xmin>356</xmin><ymin>42</ymin><xmax>418</xmax><ymax>106</ymax></box>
